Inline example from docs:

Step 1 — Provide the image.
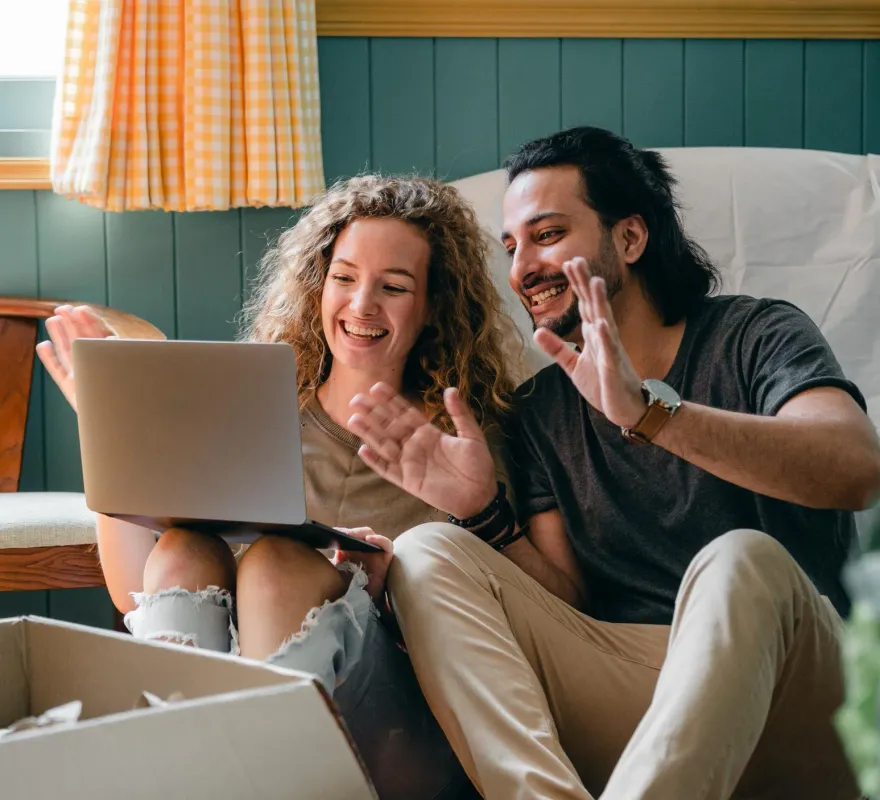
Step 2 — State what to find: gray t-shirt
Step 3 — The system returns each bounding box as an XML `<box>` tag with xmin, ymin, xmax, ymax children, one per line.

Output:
<box><xmin>510</xmin><ymin>294</ymin><xmax>866</xmax><ymax>625</ymax></box>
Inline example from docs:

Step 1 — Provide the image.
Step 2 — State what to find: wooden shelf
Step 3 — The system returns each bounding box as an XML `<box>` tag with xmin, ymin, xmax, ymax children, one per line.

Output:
<box><xmin>0</xmin><ymin>159</ymin><xmax>51</xmax><ymax>190</ymax></box>
<box><xmin>315</xmin><ymin>0</ymin><xmax>880</xmax><ymax>38</ymax></box>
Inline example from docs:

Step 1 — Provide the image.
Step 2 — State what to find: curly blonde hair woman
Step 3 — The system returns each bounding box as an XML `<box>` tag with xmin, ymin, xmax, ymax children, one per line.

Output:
<box><xmin>242</xmin><ymin>173</ymin><xmax>517</xmax><ymax>431</ymax></box>
<box><xmin>37</xmin><ymin>175</ymin><xmax>520</xmax><ymax>800</ymax></box>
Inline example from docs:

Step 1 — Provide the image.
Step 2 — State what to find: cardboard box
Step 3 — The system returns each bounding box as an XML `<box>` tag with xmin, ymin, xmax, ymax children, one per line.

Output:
<box><xmin>0</xmin><ymin>616</ymin><xmax>376</xmax><ymax>799</ymax></box>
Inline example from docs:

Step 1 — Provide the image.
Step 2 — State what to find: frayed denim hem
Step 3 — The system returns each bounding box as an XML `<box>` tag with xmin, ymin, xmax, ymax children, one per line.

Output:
<box><xmin>123</xmin><ymin>565</ymin><xmax>376</xmax><ymax>694</ymax></box>
<box><xmin>267</xmin><ymin>563</ymin><xmax>377</xmax><ymax>696</ymax></box>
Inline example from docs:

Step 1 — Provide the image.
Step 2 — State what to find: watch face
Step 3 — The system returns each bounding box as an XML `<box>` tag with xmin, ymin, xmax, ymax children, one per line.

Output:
<box><xmin>643</xmin><ymin>378</ymin><xmax>681</xmax><ymax>409</ymax></box>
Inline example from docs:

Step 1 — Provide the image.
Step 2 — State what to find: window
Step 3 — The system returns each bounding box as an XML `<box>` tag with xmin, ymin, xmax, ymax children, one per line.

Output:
<box><xmin>0</xmin><ymin>0</ymin><xmax>68</xmax><ymax>77</ymax></box>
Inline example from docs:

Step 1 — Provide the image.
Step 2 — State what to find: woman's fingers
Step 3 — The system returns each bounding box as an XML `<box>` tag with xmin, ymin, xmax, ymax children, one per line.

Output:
<box><xmin>357</xmin><ymin>444</ymin><xmax>404</xmax><ymax>485</ymax></box>
<box><xmin>364</xmin><ymin>533</ymin><xmax>394</xmax><ymax>554</ymax></box>
<box><xmin>348</xmin><ymin>411</ymin><xmax>404</xmax><ymax>461</ymax></box>
<box><xmin>35</xmin><ymin>340</ymin><xmax>66</xmax><ymax>382</ymax></box>
<box><xmin>348</xmin><ymin>387</ymin><xmax>427</xmax><ymax>463</ymax></box>
<box><xmin>45</xmin><ymin>316</ymin><xmax>74</xmax><ymax>375</ymax></box>
<box><xmin>67</xmin><ymin>305</ymin><xmax>114</xmax><ymax>338</ymax></box>
<box><xmin>443</xmin><ymin>387</ymin><xmax>485</xmax><ymax>442</ymax></box>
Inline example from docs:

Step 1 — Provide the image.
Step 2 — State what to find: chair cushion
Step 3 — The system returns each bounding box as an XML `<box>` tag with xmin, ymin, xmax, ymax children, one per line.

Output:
<box><xmin>0</xmin><ymin>492</ymin><xmax>97</xmax><ymax>548</ymax></box>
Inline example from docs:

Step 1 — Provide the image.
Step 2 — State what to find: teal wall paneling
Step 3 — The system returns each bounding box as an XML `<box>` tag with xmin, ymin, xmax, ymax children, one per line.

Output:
<box><xmin>561</xmin><ymin>39</ymin><xmax>623</xmax><ymax>135</ymax></box>
<box><xmin>623</xmin><ymin>39</ymin><xmax>685</xmax><ymax>148</ymax></box>
<box><xmin>684</xmin><ymin>40</ymin><xmax>744</xmax><ymax>146</ymax></box>
<box><xmin>370</xmin><ymin>38</ymin><xmax>435</xmax><ymax>175</ymax></box>
<box><xmin>175</xmin><ymin>211</ymin><xmax>244</xmax><ymax>342</ymax></box>
<box><xmin>805</xmin><ymin>41</ymin><xmax>865</xmax><ymax>154</ymax></box>
<box><xmin>498</xmin><ymin>39</ymin><xmax>562</xmax><ymax>159</ymax></box>
<box><xmin>744</xmin><ymin>40</ymin><xmax>804</xmax><ymax>148</ymax></box>
<box><xmin>317</xmin><ymin>38</ymin><xmax>372</xmax><ymax>181</ymax></box>
<box><xmin>241</xmin><ymin>206</ymin><xmax>305</xmax><ymax>305</ymax></box>
<box><xmin>106</xmin><ymin>211</ymin><xmax>177</xmax><ymax>337</ymax></box>
<box><xmin>435</xmin><ymin>38</ymin><xmax>499</xmax><ymax>181</ymax></box>
<box><xmin>865</xmin><ymin>41</ymin><xmax>880</xmax><ymax>154</ymax></box>
<box><xmin>1</xmin><ymin>36</ymin><xmax>878</xmax><ymax>627</ymax></box>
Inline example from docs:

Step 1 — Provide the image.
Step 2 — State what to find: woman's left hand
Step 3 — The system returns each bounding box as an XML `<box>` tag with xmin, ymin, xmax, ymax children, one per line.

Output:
<box><xmin>332</xmin><ymin>527</ymin><xmax>394</xmax><ymax>601</ymax></box>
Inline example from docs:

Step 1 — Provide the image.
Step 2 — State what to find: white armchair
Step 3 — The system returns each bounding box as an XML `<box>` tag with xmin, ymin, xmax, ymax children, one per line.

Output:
<box><xmin>452</xmin><ymin>147</ymin><xmax>880</xmax><ymax>429</ymax></box>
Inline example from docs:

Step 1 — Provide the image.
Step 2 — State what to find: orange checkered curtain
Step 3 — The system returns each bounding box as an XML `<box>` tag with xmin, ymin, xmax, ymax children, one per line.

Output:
<box><xmin>50</xmin><ymin>0</ymin><xmax>324</xmax><ymax>211</ymax></box>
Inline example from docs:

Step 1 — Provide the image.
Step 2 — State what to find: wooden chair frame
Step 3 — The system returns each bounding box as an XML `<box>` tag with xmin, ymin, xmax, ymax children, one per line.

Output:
<box><xmin>0</xmin><ymin>297</ymin><xmax>163</xmax><ymax>594</ymax></box>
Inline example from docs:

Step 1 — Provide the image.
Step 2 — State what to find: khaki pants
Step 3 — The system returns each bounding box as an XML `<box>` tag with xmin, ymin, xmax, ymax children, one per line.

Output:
<box><xmin>387</xmin><ymin>524</ymin><xmax>859</xmax><ymax>800</ymax></box>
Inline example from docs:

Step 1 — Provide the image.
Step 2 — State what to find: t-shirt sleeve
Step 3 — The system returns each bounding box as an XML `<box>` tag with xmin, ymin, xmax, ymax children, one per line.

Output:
<box><xmin>741</xmin><ymin>300</ymin><xmax>867</xmax><ymax>416</ymax></box>
<box><xmin>507</xmin><ymin>390</ymin><xmax>558</xmax><ymax>523</ymax></box>
<box><xmin>484</xmin><ymin>427</ymin><xmax>520</xmax><ymax>522</ymax></box>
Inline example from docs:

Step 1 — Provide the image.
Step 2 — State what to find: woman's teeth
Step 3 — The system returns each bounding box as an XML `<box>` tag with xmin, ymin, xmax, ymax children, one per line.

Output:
<box><xmin>343</xmin><ymin>322</ymin><xmax>388</xmax><ymax>338</ymax></box>
<box><xmin>531</xmin><ymin>285</ymin><xmax>566</xmax><ymax>306</ymax></box>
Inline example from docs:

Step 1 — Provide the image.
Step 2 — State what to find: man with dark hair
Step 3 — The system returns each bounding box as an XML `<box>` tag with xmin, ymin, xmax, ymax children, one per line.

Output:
<box><xmin>348</xmin><ymin>127</ymin><xmax>880</xmax><ymax>799</ymax></box>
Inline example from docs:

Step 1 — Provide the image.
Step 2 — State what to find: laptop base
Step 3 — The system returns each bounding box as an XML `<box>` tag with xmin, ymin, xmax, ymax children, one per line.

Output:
<box><xmin>103</xmin><ymin>513</ymin><xmax>383</xmax><ymax>551</ymax></box>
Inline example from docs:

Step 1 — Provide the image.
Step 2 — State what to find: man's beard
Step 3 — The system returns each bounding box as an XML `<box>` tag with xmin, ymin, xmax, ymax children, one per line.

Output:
<box><xmin>531</xmin><ymin>232</ymin><xmax>622</xmax><ymax>339</ymax></box>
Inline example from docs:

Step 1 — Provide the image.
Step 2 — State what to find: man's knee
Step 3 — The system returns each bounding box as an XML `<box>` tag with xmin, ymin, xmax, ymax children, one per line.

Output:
<box><xmin>697</xmin><ymin>529</ymin><xmax>791</xmax><ymax>569</ymax></box>
<box><xmin>389</xmin><ymin>522</ymin><xmax>486</xmax><ymax>593</ymax></box>
<box><xmin>685</xmin><ymin>529</ymin><xmax>802</xmax><ymax>602</ymax></box>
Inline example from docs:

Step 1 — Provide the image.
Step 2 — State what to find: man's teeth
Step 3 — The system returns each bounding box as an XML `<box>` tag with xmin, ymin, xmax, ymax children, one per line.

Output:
<box><xmin>343</xmin><ymin>322</ymin><xmax>388</xmax><ymax>338</ymax></box>
<box><xmin>531</xmin><ymin>286</ymin><xmax>565</xmax><ymax>306</ymax></box>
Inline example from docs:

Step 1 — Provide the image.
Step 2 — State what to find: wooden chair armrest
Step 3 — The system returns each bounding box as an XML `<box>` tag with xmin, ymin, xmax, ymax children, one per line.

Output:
<box><xmin>0</xmin><ymin>297</ymin><xmax>166</xmax><ymax>340</ymax></box>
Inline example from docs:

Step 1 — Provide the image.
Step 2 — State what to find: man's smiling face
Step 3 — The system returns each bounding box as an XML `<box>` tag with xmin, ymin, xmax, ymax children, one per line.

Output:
<box><xmin>502</xmin><ymin>165</ymin><xmax>623</xmax><ymax>341</ymax></box>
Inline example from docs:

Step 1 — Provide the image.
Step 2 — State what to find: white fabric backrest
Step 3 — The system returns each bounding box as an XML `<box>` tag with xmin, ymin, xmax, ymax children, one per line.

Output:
<box><xmin>451</xmin><ymin>148</ymin><xmax>880</xmax><ymax>426</ymax></box>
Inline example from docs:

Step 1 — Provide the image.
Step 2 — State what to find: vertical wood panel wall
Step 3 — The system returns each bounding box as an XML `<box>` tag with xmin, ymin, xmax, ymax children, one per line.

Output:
<box><xmin>1</xmin><ymin>38</ymin><xmax>878</xmax><ymax>625</ymax></box>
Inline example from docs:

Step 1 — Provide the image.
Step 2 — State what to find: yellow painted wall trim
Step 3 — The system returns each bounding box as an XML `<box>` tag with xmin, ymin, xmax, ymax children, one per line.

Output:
<box><xmin>0</xmin><ymin>159</ymin><xmax>51</xmax><ymax>190</ymax></box>
<box><xmin>316</xmin><ymin>0</ymin><xmax>880</xmax><ymax>38</ymax></box>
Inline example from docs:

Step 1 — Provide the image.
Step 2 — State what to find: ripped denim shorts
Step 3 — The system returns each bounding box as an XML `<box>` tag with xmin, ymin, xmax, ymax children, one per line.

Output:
<box><xmin>124</xmin><ymin>564</ymin><xmax>470</xmax><ymax>800</ymax></box>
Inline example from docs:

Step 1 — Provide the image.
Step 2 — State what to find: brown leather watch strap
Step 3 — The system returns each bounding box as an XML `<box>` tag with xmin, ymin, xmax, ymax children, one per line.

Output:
<box><xmin>621</xmin><ymin>403</ymin><xmax>674</xmax><ymax>444</ymax></box>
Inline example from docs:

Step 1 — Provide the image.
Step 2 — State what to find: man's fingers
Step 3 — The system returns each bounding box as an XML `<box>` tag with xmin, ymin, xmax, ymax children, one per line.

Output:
<box><xmin>534</xmin><ymin>328</ymin><xmax>579</xmax><ymax>375</ymax></box>
<box><xmin>563</xmin><ymin>258</ymin><xmax>593</xmax><ymax>323</ymax></box>
<box><xmin>443</xmin><ymin>387</ymin><xmax>485</xmax><ymax>442</ymax></box>
<box><xmin>590</xmin><ymin>278</ymin><xmax>618</xmax><ymax>337</ymax></box>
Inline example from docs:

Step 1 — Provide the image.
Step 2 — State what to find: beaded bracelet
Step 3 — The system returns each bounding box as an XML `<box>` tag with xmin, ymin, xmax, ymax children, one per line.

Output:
<box><xmin>447</xmin><ymin>482</ymin><xmax>507</xmax><ymax>529</ymax></box>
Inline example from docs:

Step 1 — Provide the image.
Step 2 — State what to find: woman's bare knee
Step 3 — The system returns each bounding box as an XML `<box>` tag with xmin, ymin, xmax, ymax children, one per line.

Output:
<box><xmin>236</xmin><ymin>536</ymin><xmax>347</xmax><ymax>660</ymax></box>
<box><xmin>143</xmin><ymin>527</ymin><xmax>237</xmax><ymax>595</ymax></box>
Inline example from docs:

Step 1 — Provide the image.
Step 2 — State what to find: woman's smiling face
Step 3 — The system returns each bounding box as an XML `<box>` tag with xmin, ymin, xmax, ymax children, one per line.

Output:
<box><xmin>321</xmin><ymin>217</ymin><xmax>430</xmax><ymax>379</ymax></box>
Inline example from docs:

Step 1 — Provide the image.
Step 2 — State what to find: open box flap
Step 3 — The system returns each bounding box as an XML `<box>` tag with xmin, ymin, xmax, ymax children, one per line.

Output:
<box><xmin>0</xmin><ymin>682</ymin><xmax>377</xmax><ymax>799</ymax></box>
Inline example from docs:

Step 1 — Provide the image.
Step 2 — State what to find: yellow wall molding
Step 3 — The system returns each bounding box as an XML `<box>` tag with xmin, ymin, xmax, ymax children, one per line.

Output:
<box><xmin>316</xmin><ymin>0</ymin><xmax>880</xmax><ymax>38</ymax></box>
<box><xmin>0</xmin><ymin>159</ymin><xmax>51</xmax><ymax>190</ymax></box>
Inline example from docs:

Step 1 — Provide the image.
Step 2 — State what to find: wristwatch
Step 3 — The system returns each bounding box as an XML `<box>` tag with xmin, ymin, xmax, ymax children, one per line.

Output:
<box><xmin>621</xmin><ymin>378</ymin><xmax>681</xmax><ymax>444</ymax></box>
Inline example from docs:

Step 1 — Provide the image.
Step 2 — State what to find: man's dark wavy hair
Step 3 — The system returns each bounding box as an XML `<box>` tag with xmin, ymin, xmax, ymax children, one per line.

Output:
<box><xmin>503</xmin><ymin>126</ymin><xmax>720</xmax><ymax>325</ymax></box>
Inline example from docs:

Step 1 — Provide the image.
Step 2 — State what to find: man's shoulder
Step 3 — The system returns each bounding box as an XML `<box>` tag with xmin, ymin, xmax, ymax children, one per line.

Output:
<box><xmin>697</xmin><ymin>293</ymin><xmax>807</xmax><ymax>324</ymax></box>
<box><xmin>691</xmin><ymin>294</ymin><xmax>813</xmax><ymax>348</ymax></box>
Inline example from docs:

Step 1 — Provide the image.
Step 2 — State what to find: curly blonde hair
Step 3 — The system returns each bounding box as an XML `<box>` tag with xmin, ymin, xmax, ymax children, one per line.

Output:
<box><xmin>239</xmin><ymin>174</ymin><xmax>521</xmax><ymax>430</ymax></box>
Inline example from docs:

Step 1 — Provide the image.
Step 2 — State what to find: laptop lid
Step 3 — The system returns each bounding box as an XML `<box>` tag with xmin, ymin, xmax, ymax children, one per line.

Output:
<box><xmin>72</xmin><ymin>339</ymin><xmax>309</xmax><ymax>529</ymax></box>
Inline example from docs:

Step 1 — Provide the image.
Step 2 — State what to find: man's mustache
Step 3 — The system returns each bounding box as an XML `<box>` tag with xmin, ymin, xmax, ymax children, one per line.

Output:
<box><xmin>520</xmin><ymin>272</ymin><xmax>568</xmax><ymax>292</ymax></box>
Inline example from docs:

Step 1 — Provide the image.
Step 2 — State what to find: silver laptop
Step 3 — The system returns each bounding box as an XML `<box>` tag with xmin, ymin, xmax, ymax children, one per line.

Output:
<box><xmin>71</xmin><ymin>338</ymin><xmax>380</xmax><ymax>552</ymax></box>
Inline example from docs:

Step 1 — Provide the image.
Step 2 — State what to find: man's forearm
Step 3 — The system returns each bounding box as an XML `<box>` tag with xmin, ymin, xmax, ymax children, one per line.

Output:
<box><xmin>653</xmin><ymin>400</ymin><xmax>880</xmax><ymax>510</ymax></box>
<box><xmin>500</xmin><ymin>535</ymin><xmax>586</xmax><ymax>610</ymax></box>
